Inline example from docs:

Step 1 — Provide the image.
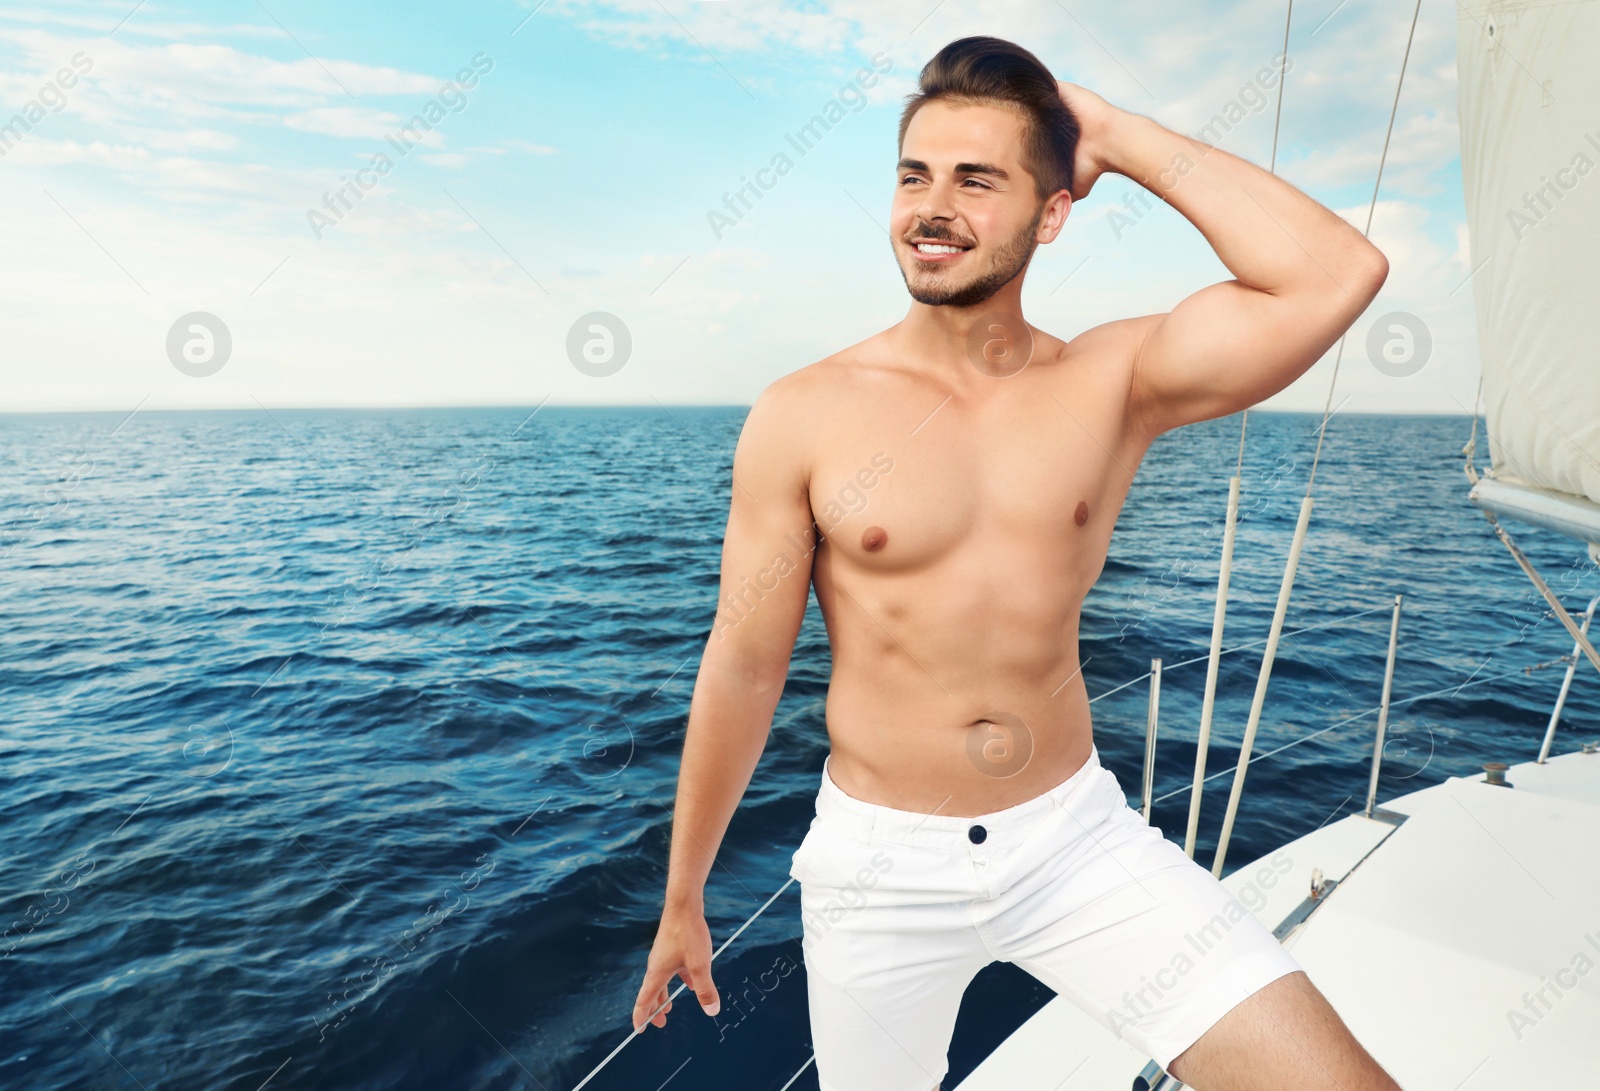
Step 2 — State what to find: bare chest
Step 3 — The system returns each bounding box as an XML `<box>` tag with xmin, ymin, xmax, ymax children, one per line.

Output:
<box><xmin>804</xmin><ymin>364</ymin><xmax>1144</xmax><ymax>580</ymax></box>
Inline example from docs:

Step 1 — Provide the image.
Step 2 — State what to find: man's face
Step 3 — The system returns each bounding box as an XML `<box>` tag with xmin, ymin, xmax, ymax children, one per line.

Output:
<box><xmin>891</xmin><ymin>100</ymin><xmax>1060</xmax><ymax>308</ymax></box>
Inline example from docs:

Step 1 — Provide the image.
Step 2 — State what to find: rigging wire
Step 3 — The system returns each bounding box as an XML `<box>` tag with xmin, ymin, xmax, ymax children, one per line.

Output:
<box><xmin>1227</xmin><ymin>0</ymin><xmax>1296</xmax><ymax>478</ymax></box>
<box><xmin>1210</xmin><ymin>0</ymin><xmax>1427</xmax><ymax>878</ymax></box>
<box><xmin>1462</xmin><ymin>372</ymin><xmax>1485</xmax><ymax>484</ymax></box>
<box><xmin>1305</xmin><ymin>0</ymin><xmax>1423</xmax><ymax>494</ymax></box>
<box><xmin>569</xmin><ymin>878</ymin><xmax>798</xmax><ymax>1090</ymax></box>
<box><xmin>1184</xmin><ymin>0</ymin><xmax>1291</xmax><ymax>859</ymax></box>
<box><xmin>1152</xmin><ymin>647</ymin><xmax>1583</xmax><ymax>808</ymax></box>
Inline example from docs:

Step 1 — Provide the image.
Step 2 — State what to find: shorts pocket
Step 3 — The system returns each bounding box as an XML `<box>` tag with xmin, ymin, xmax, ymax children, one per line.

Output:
<box><xmin>789</xmin><ymin>820</ymin><xmax>820</xmax><ymax>881</ymax></box>
<box><xmin>791</xmin><ymin>819</ymin><xmax>886</xmax><ymax>891</ymax></box>
<box><xmin>790</xmin><ymin>817</ymin><xmax>848</xmax><ymax>882</ymax></box>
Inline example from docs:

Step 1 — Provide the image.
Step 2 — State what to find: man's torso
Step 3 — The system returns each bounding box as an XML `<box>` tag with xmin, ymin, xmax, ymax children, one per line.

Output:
<box><xmin>785</xmin><ymin>317</ymin><xmax>1154</xmax><ymax>817</ymax></box>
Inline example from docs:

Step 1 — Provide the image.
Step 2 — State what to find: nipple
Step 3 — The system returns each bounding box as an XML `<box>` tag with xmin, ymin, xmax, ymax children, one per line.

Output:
<box><xmin>861</xmin><ymin>525</ymin><xmax>888</xmax><ymax>552</ymax></box>
<box><xmin>1074</xmin><ymin>501</ymin><xmax>1089</xmax><ymax>527</ymax></box>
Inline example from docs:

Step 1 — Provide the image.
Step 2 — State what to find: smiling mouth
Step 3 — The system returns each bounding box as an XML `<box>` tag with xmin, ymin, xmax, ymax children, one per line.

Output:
<box><xmin>909</xmin><ymin>239</ymin><xmax>973</xmax><ymax>260</ymax></box>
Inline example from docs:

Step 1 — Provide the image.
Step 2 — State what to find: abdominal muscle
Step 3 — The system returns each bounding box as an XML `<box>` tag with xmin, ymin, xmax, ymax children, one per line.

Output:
<box><xmin>816</xmin><ymin>580</ymin><xmax>1098</xmax><ymax>818</ymax></box>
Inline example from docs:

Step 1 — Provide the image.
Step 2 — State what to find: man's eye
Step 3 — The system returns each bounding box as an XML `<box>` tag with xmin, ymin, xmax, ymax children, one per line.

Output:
<box><xmin>963</xmin><ymin>179</ymin><xmax>991</xmax><ymax>189</ymax></box>
<box><xmin>898</xmin><ymin>175</ymin><xmax>923</xmax><ymax>185</ymax></box>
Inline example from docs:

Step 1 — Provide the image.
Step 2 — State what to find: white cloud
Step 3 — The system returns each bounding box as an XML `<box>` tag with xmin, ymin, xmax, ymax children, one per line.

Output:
<box><xmin>542</xmin><ymin>0</ymin><xmax>862</xmax><ymax>56</ymax></box>
<box><xmin>283</xmin><ymin>107</ymin><xmax>406</xmax><ymax>140</ymax></box>
<box><xmin>499</xmin><ymin>138</ymin><xmax>559</xmax><ymax>155</ymax></box>
<box><xmin>0</xmin><ymin>0</ymin><xmax>1482</xmax><ymax>411</ymax></box>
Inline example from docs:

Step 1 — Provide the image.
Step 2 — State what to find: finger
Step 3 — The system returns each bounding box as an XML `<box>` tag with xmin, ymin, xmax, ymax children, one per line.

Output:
<box><xmin>632</xmin><ymin>969</ymin><xmax>671</xmax><ymax>1032</ymax></box>
<box><xmin>682</xmin><ymin>961</ymin><xmax>720</xmax><ymax>1017</ymax></box>
<box><xmin>634</xmin><ymin>986</ymin><xmax>668</xmax><ymax>1032</ymax></box>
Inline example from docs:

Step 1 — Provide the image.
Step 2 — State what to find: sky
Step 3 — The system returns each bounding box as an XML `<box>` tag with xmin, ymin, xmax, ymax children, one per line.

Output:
<box><xmin>0</xmin><ymin>0</ymin><xmax>1481</xmax><ymax>413</ymax></box>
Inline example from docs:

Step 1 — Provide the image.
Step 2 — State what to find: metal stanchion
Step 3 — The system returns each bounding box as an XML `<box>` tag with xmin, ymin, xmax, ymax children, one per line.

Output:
<box><xmin>1364</xmin><ymin>594</ymin><xmax>1404</xmax><ymax>818</ymax></box>
<box><xmin>1143</xmin><ymin>658</ymin><xmax>1162</xmax><ymax>823</ymax></box>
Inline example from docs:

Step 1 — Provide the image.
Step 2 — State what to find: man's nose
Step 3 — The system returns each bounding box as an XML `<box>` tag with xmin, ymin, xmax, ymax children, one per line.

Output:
<box><xmin>915</xmin><ymin>177</ymin><xmax>958</xmax><ymax>224</ymax></box>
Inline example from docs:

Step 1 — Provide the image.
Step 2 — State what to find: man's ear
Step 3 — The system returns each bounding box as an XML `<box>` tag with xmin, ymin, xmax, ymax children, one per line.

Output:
<box><xmin>1036</xmin><ymin>189</ymin><xmax>1073</xmax><ymax>244</ymax></box>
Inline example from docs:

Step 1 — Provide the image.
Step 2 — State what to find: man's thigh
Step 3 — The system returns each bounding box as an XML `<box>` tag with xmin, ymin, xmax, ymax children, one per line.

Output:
<box><xmin>1166</xmin><ymin>969</ymin><xmax>1402</xmax><ymax>1091</ymax></box>
<box><xmin>799</xmin><ymin>918</ymin><xmax>981</xmax><ymax>1091</ymax></box>
<box><xmin>794</xmin><ymin>830</ymin><xmax>990</xmax><ymax>1091</ymax></box>
<box><xmin>994</xmin><ymin>795</ymin><xmax>1306</xmax><ymax>1073</ymax></box>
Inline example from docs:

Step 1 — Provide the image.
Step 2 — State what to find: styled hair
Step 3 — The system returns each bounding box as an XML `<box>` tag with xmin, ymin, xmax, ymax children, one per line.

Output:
<box><xmin>898</xmin><ymin>36</ymin><xmax>1080</xmax><ymax>202</ymax></box>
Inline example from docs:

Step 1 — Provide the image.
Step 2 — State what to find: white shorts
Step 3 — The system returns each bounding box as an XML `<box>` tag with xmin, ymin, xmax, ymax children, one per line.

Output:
<box><xmin>789</xmin><ymin>743</ymin><xmax>1303</xmax><ymax>1091</ymax></box>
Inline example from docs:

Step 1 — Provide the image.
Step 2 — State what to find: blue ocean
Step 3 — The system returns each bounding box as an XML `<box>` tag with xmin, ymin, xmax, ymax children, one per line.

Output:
<box><xmin>2</xmin><ymin>407</ymin><xmax>1595</xmax><ymax>1090</ymax></box>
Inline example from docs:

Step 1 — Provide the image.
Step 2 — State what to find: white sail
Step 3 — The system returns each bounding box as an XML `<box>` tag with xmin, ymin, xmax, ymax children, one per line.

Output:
<box><xmin>1457</xmin><ymin>0</ymin><xmax>1600</xmax><ymax>534</ymax></box>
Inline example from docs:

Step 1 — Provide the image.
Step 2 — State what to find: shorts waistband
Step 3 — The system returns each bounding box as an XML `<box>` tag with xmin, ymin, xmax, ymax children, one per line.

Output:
<box><xmin>814</xmin><ymin>743</ymin><xmax>1107</xmax><ymax>849</ymax></box>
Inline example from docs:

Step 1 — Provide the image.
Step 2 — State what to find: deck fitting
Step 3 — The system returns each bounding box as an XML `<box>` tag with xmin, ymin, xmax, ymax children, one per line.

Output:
<box><xmin>1482</xmin><ymin>761</ymin><xmax>1512</xmax><ymax>787</ymax></box>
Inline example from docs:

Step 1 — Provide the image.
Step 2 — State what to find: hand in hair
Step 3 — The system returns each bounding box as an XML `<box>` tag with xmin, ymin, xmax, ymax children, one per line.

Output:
<box><xmin>1055</xmin><ymin>81</ymin><xmax>1119</xmax><ymax>202</ymax></box>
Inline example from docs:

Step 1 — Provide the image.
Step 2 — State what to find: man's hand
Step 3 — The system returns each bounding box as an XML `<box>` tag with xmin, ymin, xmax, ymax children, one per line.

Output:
<box><xmin>631</xmin><ymin>904</ymin><xmax>721</xmax><ymax>1032</ymax></box>
<box><xmin>1055</xmin><ymin>81</ymin><xmax>1124</xmax><ymax>202</ymax></box>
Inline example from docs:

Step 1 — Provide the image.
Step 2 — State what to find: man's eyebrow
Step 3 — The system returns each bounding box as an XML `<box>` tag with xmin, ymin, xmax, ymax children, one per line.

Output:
<box><xmin>896</xmin><ymin>157</ymin><xmax>1010</xmax><ymax>180</ymax></box>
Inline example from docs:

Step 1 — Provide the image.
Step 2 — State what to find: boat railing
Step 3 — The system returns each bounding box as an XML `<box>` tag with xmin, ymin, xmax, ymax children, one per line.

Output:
<box><xmin>1536</xmin><ymin>594</ymin><xmax>1599</xmax><ymax>763</ymax></box>
<box><xmin>1139</xmin><ymin>593</ymin><xmax>1600</xmax><ymax>851</ymax></box>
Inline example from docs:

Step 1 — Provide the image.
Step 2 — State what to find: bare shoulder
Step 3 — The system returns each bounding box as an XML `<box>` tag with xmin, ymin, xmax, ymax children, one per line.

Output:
<box><xmin>1054</xmin><ymin>314</ymin><xmax>1161</xmax><ymax>369</ymax></box>
<box><xmin>1051</xmin><ymin>314</ymin><xmax>1167</xmax><ymax>439</ymax></box>
<box><xmin>754</xmin><ymin>330</ymin><xmax>892</xmax><ymax>413</ymax></box>
<box><xmin>736</xmin><ymin>345</ymin><xmax>861</xmax><ymax>496</ymax></box>
<box><xmin>747</xmin><ymin>349</ymin><xmax>844</xmax><ymax>425</ymax></box>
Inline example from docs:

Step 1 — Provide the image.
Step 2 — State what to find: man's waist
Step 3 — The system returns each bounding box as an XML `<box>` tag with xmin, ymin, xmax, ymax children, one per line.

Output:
<box><xmin>811</xmin><ymin>740</ymin><xmax>1112</xmax><ymax>843</ymax></box>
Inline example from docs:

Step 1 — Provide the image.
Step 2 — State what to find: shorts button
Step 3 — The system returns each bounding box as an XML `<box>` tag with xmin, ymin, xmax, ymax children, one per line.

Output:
<box><xmin>968</xmin><ymin>824</ymin><xmax>987</xmax><ymax>844</ymax></box>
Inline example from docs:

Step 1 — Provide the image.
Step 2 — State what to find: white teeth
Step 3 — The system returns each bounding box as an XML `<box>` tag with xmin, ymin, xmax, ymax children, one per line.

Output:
<box><xmin>914</xmin><ymin>243</ymin><xmax>965</xmax><ymax>254</ymax></box>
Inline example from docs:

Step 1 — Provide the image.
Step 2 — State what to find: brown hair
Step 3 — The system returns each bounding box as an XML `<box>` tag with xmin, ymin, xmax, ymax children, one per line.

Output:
<box><xmin>898</xmin><ymin>36</ymin><xmax>1080</xmax><ymax>202</ymax></box>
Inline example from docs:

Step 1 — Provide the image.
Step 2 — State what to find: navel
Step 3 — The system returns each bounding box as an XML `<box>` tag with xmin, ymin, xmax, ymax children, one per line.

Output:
<box><xmin>1074</xmin><ymin>501</ymin><xmax>1089</xmax><ymax>527</ymax></box>
<box><xmin>861</xmin><ymin>525</ymin><xmax>888</xmax><ymax>552</ymax></box>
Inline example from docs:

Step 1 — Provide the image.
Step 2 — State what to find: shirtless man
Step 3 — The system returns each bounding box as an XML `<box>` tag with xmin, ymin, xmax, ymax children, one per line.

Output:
<box><xmin>632</xmin><ymin>36</ymin><xmax>1397</xmax><ymax>1091</ymax></box>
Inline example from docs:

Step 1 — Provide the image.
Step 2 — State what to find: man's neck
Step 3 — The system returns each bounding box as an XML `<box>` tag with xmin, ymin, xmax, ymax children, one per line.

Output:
<box><xmin>891</xmin><ymin>281</ymin><xmax>1032</xmax><ymax>382</ymax></box>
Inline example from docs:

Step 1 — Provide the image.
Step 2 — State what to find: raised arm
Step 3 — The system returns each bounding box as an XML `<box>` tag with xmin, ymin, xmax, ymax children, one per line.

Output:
<box><xmin>1061</xmin><ymin>85</ymin><xmax>1389</xmax><ymax>441</ymax></box>
<box><xmin>632</xmin><ymin>377</ymin><xmax>817</xmax><ymax>1032</ymax></box>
